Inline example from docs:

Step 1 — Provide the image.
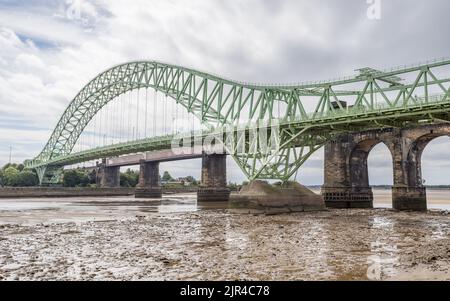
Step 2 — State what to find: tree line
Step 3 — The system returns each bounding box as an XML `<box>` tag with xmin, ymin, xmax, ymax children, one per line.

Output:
<box><xmin>0</xmin><ymin>164</ymin><xmax>200</xmax><ymax>188</ymax></box>
<box><xmin>0</xmin><ymin>164</ymin><xmax>39</xmax><ymax>187</ymax></box>
<box><xmin>61</xmin><ymin>168</ymin><xmax>143</xmax><ymax>188</ymax></box>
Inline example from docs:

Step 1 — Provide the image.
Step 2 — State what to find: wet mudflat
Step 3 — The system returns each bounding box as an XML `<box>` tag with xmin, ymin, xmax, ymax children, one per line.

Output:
<box><xmin>0</xmin><ymin>193</ymin><xmax>449</xmax><ymax>281</ymax></box>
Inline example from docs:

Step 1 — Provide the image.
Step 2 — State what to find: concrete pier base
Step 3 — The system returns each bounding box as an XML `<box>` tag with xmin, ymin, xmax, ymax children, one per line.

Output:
<box><xmin>392</xmin><ymin>186</ymin><xmax>427</xmax><ymax>211</ymax></box>
<box><xmin>322</xmin><ymin>187</ymin><xmax>374</xmax><ymax>209</ymax></box>
<box><xmin>197</xmin><ymin>188</ymin><xmax>231</xmax><ymax>202</ymax></box>
<box><xmin>229</xmin><ymin>181</ymin><xmax>326</xmax><ymax>214</ymax></box>
<box><xmin>197</xmin><ymin>154</ymin><xmax>230</xmax><ymax>203</ymax></box>
<box><xmin>135</xmin><ymin>187</ymin><xmax>163</xmax><ymax>199</ymax></box>
<box><xmin>98</xmin><ymin>164</ymin><xmax>120</xmax><ymax>188</ymax></box>
<box><xmin>135</xmin><ymin>160</ymin><xmax>162</xmax><ymax>199</ymax></box>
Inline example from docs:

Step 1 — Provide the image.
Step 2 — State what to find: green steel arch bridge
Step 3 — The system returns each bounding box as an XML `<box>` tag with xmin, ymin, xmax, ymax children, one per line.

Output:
<box><xmin>25</xmin><ymin>58</ymin><xmax>450</xmax><ymax>186</ymax></box>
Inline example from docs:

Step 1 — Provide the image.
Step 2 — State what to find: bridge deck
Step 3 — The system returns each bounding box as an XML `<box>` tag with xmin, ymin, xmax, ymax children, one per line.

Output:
<box><xmin>106</xmin><ymin>148</ymin><xmax>205</xmax><ymax>167</ymax></box>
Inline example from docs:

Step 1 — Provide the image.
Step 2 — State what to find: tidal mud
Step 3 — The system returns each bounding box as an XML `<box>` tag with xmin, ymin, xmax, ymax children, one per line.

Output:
<box><xmin>0</xmin><ymin>204</ymin><xmax>449</xmax><ymax>281</ymax></box>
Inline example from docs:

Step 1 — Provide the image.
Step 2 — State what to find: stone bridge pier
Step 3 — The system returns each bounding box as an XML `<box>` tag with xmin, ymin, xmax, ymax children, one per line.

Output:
<box><xmin>322</xmin><ymin>124</ymin><xmax>450</xmax><ymax>211</ymax></box>
<box><xmin>197</xmin><ymin>154</ymin><xmax>231</xmax><ymax>202</ymax></box>
<box><xmin>97</xmin><ymin>159</ymin><xmax>120</xmax><ymax>188</ymax></box>
<box><xmin>135</xmin><ymin>160</ymin><xmax>163</xmax><ymax>198</ymax></box>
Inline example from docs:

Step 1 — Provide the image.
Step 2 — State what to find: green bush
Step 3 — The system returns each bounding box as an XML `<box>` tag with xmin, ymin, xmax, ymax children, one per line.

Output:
<box><xmin>16</xmin><ymin>170</ymin><xmax>39</xmax><ymax>187</ymax></box>
<box><xmin>63</xmin><ymin>169</ymin><xmax>90</xmax><ymax>187</ymax></box>
<box><xmin>3</xmin><ymin>167</ymin><xmax>20</xmax><ymax>186</ymax></box>
<box><xmin>120</xmin><ymin>169</ymin><xmax>139</xmax><ymax>187</ymax></box>
<box><xmin>0</xmin><ymin>165</ymin><xmax>38</xmax><ymax>187</ymax></box>
<box><xmin>162</xmin><ymin>171</ymin><xmax>174</xmax><ymax>182</ymax></box>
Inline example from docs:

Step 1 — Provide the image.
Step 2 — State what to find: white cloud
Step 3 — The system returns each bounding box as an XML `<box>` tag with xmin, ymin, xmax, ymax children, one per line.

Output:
<box><xmin>0</xmin><ymin>9</ymin><xmax>93</xmax><ymax>46</ymax></box>
<box><xmin>0</xmin><ymin>0</ymin><xmax>450</xmax><ymax>184</ymax></box>
<box><xmin>15</xmin><ymin>53</ymin><xmax>46</xmax><ymax>70</ymax></box>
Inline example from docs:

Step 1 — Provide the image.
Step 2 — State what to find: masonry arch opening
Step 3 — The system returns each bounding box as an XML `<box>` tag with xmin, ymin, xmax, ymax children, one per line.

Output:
<box><xmin>367</xmin><ymin>143</ymin><xmax>394</xmax><ymax>208</ymax></box>
<box><xmin>420</xmin><ymin>136</ymin><xmax>450</xmax><ymax>210</ymax></box>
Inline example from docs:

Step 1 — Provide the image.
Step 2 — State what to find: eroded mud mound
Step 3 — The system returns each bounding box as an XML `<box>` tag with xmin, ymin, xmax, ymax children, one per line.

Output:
<box><xmin>230</xmin><ymin>181</ymin><xmax>325</xmax><ymax>214</ymax></box>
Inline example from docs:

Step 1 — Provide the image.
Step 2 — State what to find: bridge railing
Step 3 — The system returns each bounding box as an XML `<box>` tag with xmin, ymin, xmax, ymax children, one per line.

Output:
<box><xmin>273</xmin><ymin>57</ymin><xmax>450</xmax><ymax>88</ymax></box>
<box><xmin>381</xmin><ymin>56</ymin><xmax>450</xmax><ymax>73</ymax></box>
<box><xmin>291</xmin><ymin>92</ymin><xmax>450</xmax><ymax>122</ymax></box>
<box><xmin>174</xmin><ymin>56</ymin><xmax>450</xmax><ymax>88</ymax></box>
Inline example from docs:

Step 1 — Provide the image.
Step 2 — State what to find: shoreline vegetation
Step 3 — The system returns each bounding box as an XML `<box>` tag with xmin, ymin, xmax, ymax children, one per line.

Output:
<box><xmin>1</xmin><ymin>162</ymin><xmax>450</xmax><ymax>191</ymax></box>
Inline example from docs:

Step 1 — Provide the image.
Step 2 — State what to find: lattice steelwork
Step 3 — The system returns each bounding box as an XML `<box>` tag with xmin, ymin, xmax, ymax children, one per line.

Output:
<box><xmin>25</xmin><ymin>58</ymin><xmax>450</xmax><ymax>185</ymax></box>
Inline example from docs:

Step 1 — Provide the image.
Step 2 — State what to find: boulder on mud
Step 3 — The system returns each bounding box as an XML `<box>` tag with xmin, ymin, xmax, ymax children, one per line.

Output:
<box><xmin>229</xmin><ymin>180</ymin><xmax>326</xmax><ymax>214</ymax></box>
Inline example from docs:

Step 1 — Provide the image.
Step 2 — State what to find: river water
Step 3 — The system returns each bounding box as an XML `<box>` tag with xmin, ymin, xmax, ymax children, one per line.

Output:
<box><xmin>0</xmin><ymin>189</ymin><xmax>449</xmax><ymax>224</ymax></box>
<box><xmin>0</xmin><ymin>189</ymin><xmax>449</xmax><ymax>281</ymax></box>
<box><xmin>372</xmin><ymin>189</ymin><xmax>450</xmax><ymax>210</ymax></box>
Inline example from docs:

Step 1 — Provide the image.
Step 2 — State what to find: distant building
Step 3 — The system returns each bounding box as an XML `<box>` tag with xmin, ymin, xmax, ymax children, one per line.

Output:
<box><xmin>161</xmin><ymin>177</ymin><xmax>196</xmax><ymax>186</ymax></box>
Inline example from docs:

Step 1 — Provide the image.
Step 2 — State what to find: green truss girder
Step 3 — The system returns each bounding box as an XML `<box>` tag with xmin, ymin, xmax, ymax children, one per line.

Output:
<box><xmin>25</xmin><ymin>59</ymin><xmax>450</xmax><ymax>184</ymax></box>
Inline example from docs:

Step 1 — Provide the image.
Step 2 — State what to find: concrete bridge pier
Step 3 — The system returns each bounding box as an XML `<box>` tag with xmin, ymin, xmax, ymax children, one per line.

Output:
<box><xmin>135</xmin><ymin>160</ymin><xmax>163</xmax><ymax>198</ymax></box>
<box><xmin>197</xmin><ymin>154</ymin><xmax>230</xmax><ymax>202</ymax></box>
<box><xmin>97</xmin><ymin>159</ymin><xmax>120</xmax><ymax>188</ymax></box>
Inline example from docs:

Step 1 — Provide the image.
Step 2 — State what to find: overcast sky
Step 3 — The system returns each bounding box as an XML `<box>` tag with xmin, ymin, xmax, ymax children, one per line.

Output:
<box><xmin>0</xmin><ymin>0</ymin><xmax>449</xmax><ymax>185</ymax></box>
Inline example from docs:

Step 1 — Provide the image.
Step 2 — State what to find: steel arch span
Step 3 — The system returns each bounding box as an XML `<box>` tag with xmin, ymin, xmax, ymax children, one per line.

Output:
<box><xmin>25</xmin><ymin>58</ymin><xmax>450</xmax><ymax>185</ymax></box>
